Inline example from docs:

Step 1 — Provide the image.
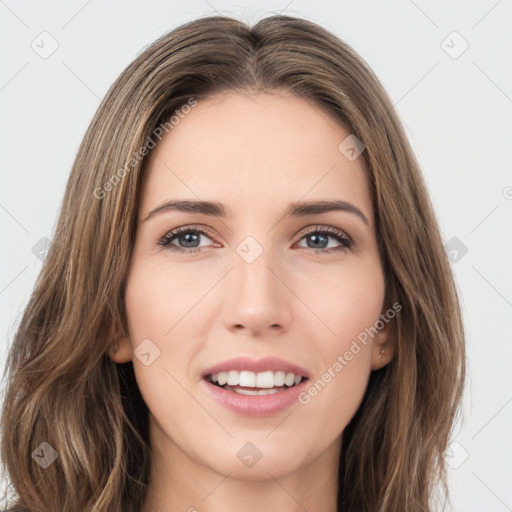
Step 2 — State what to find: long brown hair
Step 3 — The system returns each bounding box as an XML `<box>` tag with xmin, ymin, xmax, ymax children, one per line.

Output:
<box><xmin>1</xmin><ymin>14</ymin><xmax>465</xmax><ymax>512</ymax></box>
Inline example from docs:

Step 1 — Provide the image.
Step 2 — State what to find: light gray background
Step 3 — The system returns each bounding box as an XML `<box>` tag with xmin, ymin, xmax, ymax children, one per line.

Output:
<box><xmin>1</xmin><ymin>1</ymin><xmax>511</xmax><ymax>510</ymax></box>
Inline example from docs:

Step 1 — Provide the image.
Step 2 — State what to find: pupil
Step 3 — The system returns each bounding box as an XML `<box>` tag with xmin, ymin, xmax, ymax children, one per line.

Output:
<box><xmin>309</xmin><ymin>233</ymin><xmax>327</xmax><ymax>249</ymax></box>
<box><xmin>180</xmin><ymin>233</ymin><xmax>199</xmax><ymax>247</ymax></box>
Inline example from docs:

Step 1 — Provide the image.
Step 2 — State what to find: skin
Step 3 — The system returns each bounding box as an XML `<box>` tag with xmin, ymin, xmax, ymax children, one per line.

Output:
<box><xmin>111</xmin><ymin>90</ymin><xmax>395</xmax><ymax>512</ymax></box>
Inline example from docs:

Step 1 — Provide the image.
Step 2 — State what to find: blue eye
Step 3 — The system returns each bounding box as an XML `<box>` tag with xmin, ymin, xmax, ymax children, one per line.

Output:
<box><xmin>297</xmin><ymin>227</ymin><xmax>352</xmax><ymax>252</ymax></box>
<box><xmin>158</xmin><ymin>227</ymin><xmax>212</xmax><ymax>253</ymax></box>
<box><xmin>158</xmin><ymin>225</ymin><xmax>352</xmax><ymax>254</ymax></box>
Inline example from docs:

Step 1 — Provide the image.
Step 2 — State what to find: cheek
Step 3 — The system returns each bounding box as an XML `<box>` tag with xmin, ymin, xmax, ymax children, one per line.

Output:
<box><xmin>124</xmin><ymin>256</ymin><xmax>203</xmax><ymax>341</ymax></box>
<box><xmin>122</xmin><ymin>266</ymin><xmax>200</xmax><ymax>432</ymax></box>
<box><xmin>294</xmin><ymin>262</ymin><xmax>384</xmax><ymax>424</ymax></box>
<box><xmin>122</xmin><ymin>258</ymin><xmax>208</xmax><ymax>398</ymax></box>
<box><xmin>299</xmin><ymin>257</ymin><xmax>385</xmax><ymax>347</ymax></box>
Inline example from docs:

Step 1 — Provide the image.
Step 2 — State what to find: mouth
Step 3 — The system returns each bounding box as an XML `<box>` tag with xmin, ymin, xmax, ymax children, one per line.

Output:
<box><xmin>204</xmin><ymin>370</ymin><xmax>308</xmax><ymax>395</ymax></box>
<box><xmin>200</xmin><ymin>356</ymin><xmax>310</xmax><ymax>416</ymax></box>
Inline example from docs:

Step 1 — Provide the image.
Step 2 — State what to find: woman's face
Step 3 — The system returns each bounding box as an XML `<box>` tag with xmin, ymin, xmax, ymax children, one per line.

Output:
<box><xmin>115</xmin><ymin>90</ymin><xmax>394</xmax><ymax>480</ymax></box>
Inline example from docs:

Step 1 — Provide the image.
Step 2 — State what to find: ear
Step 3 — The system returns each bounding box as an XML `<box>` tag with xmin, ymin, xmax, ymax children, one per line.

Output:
<box><xmin>370</xmin><ymin>307</ymin><xmax>398</xmax><ymax>371</ymax></box>
<box><xmin>107</xmin><ymin>334</ymin><xmax>133</xmax><ymax>364</ymax></box>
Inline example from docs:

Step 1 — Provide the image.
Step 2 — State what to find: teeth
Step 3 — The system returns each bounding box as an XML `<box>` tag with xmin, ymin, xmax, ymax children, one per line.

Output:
<box><xmin>258</xmin><ymin>388</ymin><xmax>279</xmax><ymax>395</ymax></box>
<box><xmin>256</xmin><ymin>370</ymin><xmax>274</xmax><ymax>388</ymax></box>
<box><xmin>284</xmin><ymin>372</ymin><xmax>295</xmax><ymax>386</ymax></box>
<box><xmin>227</xmin><ymin>370</ymin><xmax>238</xmax><ymax>386</ymax></box>
<box><xmin>210</xmin><ymin>370</ymin><xmax>304</xmax><ymax>388</ymax></box>
<box><xmin>274</xmin><ymin>371</ymin><xmax>285</xmax><ymax>386</ymax></box>
<box><xmin>229</xmin><ymin>387</ymin><xmax>280</xmax><ymax>395</ymax></box>
<box><xmin>239</xmin><ymin>370</ymin><xmax>256</xmax><ymax>387</ymax></box>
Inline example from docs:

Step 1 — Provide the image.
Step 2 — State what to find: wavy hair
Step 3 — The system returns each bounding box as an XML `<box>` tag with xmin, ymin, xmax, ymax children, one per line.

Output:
<box><xmin>1</xmin><ymin>14</ymin><xmax>465</xmax><ymax>512</ymax></box>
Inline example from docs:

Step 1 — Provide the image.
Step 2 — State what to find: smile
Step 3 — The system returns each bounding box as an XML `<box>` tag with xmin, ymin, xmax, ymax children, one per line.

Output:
<box><xmin>200</xmin><ymin>357</ymin><xmax>310</xmax><ymax>417</ymax></box>
<box><xmin>207</xmin><ymin>370</ymin><xmax>304</xmax><ymax>395</ymax></box>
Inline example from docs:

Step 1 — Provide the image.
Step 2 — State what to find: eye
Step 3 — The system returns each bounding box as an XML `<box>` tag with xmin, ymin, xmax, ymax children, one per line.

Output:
<box><xmin>295</xmin><ymin>225</ymin><xmax>352</xmax><ymax>254</ymax></box>
<box><xmin>157</xmin><ymin>224</ymin><xmax>352</xmax><ymax>254</ymax></box>
<box><xmin>158</xmin><ymin>225</ymin><xmax>217</xmax><ymax>253</ymax></box>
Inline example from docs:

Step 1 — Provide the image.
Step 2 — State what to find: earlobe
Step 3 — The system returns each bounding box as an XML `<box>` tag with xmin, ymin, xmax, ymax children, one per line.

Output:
<box><xmin>370</xmin><ymin>342</ymin><xmax>394</xmax><ymax>370</ymax></box>
<box><xmin>108</xmin><ymin>335</ymin><xmax>133</xmax><ymax>363</ymax></box>
<box><xmin>370</xmin><ymin>318</ymin><xmax>396</xmax><ymax>371</ymax></box>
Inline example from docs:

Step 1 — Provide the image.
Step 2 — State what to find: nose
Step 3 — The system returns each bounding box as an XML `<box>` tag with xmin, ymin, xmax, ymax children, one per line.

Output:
<box><xmin>221</xmin><ymin>248</ymin><xmax>293</xmax><ymax>337</ymax></box>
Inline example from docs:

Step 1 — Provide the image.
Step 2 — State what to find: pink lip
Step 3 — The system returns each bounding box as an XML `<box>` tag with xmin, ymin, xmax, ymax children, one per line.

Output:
<box><xmin>200</xmin><ymin>356</ymin><xmax>310</xmax><ymax>417</ymax></box>
<box><xmin>201</xmin><ymin>356</ymin><xmax>309</xmax><ymax>378</ymax></box>
<box><xmin>200</xmin><ymin>377</ymin><xmax>309</xmax><ymax>417</ymax></box>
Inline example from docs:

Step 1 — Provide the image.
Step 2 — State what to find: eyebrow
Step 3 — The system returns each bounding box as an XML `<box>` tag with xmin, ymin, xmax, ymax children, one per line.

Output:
<box><xmin>144</xmin><ymin>199</ymin><xmax>369</xmax><ymax>226</ymax></box>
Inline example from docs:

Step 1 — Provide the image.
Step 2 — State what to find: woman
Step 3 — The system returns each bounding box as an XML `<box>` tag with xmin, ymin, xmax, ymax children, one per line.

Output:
<box><xmin>0</xmin><ymin>14</ymin><xmax>465</xmax><ymax>512</ymax></box>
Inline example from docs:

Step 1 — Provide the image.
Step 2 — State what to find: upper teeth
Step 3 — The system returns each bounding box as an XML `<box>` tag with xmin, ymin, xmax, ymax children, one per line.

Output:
<box><xmin>211</xmin><ymin>370</ymin><xmax>303</xmax><ymax>388</ymax></box>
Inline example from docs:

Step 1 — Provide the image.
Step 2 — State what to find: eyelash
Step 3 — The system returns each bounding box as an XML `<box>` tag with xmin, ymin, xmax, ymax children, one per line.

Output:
<box><xmin>157</xmin><ymin>224</ymin><xmax>353</xmax><ymax>255</ymax></box>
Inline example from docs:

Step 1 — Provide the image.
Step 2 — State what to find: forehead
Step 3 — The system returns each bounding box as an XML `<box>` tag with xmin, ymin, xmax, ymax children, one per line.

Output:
<box><xmin>140</xmin><ymin>91</ymin><xmax>372</xmax><ymax>224</ymax></box>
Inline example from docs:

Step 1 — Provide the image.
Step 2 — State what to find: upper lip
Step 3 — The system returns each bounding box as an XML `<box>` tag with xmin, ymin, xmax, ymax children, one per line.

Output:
<box><xmin>201</xmin><ymin>356</ymin><xmax>310</xmax><ymax>379</ymax></box>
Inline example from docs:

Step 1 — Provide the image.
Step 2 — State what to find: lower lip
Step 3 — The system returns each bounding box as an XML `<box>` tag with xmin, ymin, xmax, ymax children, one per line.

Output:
<box><xmin>201</xmin><ymin>378</ymin><xmax>309</xmax><ymax>417</ymax></box>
